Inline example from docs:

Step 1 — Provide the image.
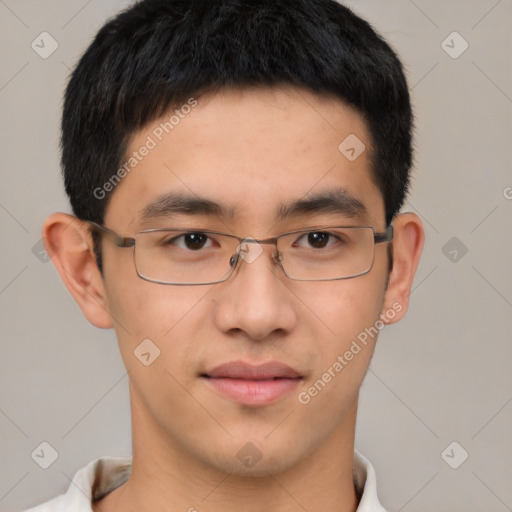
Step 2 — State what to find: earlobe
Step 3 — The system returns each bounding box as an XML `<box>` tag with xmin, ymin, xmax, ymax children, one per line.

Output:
<box><xmin>380</xmin><ymin>212</ymin><xmax>425</xmax><ymax>325</ymax></box>
<box><xmin>42</xmin><ymin>213</ymin><xmax>113</xmax><ymax>329</ymax></box>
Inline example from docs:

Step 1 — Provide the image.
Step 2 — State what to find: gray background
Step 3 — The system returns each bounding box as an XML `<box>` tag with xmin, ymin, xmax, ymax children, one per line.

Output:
<box><xmin>1</xmin><ymin>1</ymin><xmax>511</xmax><ymax>511</ymax></box>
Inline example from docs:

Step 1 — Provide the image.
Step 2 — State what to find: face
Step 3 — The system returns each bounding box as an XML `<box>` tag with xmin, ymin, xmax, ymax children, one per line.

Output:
<box><xmin>99</xmin><ymin>86</ymin><xmax>391</xmax><ymax>475</ymax></box>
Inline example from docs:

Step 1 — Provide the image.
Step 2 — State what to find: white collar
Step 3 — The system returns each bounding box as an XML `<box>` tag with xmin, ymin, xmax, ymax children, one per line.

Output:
<box><xmin>24</xmin><ymin>449</ymin><xmax>386</xmax><ymax>511</ymax></box>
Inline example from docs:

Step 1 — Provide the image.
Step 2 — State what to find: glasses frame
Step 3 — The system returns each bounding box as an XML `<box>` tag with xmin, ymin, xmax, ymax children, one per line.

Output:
<box><xmin>86</xmin><ymin>221</ymin><xmax>393</xmax><ymax>285</ymax></box>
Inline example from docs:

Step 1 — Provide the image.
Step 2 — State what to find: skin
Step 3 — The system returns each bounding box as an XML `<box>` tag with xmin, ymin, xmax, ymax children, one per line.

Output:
<box><xmin>43</xmin><ymin>85</ymin><xmax>424</xmax><ymax>512</ymax></box>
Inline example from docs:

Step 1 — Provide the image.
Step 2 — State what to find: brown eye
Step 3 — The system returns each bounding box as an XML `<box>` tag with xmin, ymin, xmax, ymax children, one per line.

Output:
<box><xmin>294</xmin><ymin>231</ymin><xmax>336</xmax><ymax>249</ymax></box>
<box><xmin>307</xmin><ymin>232</ymin><xmax>330</xmax><ymax>248</ymax></box>
<box><xmin>183</xmin><ymin>233</ymin><xmax>208</xmax><ymax>250</ymax></box>
<box><xmin>165</xmin><ymin>232</ymin><xmax>213</xmax><ymax>250</ymax></box>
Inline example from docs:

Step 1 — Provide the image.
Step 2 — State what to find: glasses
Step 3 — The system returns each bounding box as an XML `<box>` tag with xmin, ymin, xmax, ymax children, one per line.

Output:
<box><xmin>86</xmin><ymin>221</ymin><xmax>393</xmax><ymax>285</ymax></box>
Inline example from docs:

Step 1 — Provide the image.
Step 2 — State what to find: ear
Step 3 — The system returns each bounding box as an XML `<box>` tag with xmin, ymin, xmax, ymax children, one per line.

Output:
<box><xmin>42</xmin><ymin>213</ymin><xmax>113</xmax><ymax>329</ymax></box>
<box><xmin>380</xmin><ymin>212</ymin><xmax>425</xmax><ymax>324</ymax></box>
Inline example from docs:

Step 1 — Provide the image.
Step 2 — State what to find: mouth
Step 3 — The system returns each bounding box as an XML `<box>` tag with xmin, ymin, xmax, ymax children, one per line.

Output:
<box><xmin>200</xmin><ymin>361</ymin><xmax>303</xmax><ymax>406</ymax></box>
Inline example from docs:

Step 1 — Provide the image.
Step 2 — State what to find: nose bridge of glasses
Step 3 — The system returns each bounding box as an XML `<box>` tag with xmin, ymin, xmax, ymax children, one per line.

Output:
<box><xmin>231</xmin><ymin>236</ymin><xmax>281</xmax><ymax>268</ymax></box>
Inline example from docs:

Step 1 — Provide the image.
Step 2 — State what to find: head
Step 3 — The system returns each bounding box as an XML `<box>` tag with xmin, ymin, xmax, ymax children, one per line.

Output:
<box><xmin>44</xmin><ymin>0</ymin><xmax>423</xmax><ymax>477</ymax></box>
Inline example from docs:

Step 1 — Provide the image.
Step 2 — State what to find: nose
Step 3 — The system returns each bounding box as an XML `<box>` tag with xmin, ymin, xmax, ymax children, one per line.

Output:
<box><xmin>213</xmin><ymin>241</ymin><xmax>297</xmax><ymax>341</ymax></box>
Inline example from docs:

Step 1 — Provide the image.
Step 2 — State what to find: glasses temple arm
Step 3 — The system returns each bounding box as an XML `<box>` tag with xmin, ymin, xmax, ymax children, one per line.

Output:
<box><xmin>86</xmin><ymin>221</ymin><xmax>135</xmax><ymax>248</ymax></box>
<box><xmin>374</xmin><ymin>223</ymin><xmax>393</xmax><ymax>244</ymax></box>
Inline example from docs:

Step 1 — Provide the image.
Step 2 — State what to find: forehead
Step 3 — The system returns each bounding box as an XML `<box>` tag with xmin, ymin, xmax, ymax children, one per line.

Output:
<box><xmin>104</xmin><ymin>85</ymin><xmax>385</xmax><ymax>231</ymax></box>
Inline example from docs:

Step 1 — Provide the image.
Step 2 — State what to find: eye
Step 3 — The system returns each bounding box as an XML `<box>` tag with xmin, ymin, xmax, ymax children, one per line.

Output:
<box><xmin>166</xmin><ymin>232</ymin><xmax>214</xmax><ymax>250</ymax></box>
<box><xmin>294</xmin><ymin>231</ymin><xmax>339</xmax><ymax>249</ymax></box>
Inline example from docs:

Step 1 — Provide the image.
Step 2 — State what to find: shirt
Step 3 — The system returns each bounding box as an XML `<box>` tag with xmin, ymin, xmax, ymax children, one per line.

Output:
<box><xmin>22</xmin><ymin>449</ymin><xmax>387</xmax><ymax>511</ymax></box>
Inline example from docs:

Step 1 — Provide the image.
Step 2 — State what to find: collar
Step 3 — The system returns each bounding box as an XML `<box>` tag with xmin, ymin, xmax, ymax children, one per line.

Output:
<box><xmin>26</xmin><ymin>449</ymin><xmax>386</xmax><ymax>511</ymax></box>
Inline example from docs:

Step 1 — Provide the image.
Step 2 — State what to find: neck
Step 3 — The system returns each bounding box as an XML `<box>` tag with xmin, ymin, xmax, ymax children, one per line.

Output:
<box><xmin>94</xmin><ymin>391</ymin><xmax>360</xmax><ymax>512</ymax></box>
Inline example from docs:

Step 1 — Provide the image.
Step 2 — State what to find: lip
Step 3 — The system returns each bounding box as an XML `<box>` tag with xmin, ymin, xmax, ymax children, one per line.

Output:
<box><xmin>201</xmin><ymin>361</ymin><xmax>303</xmax><ymax>406</ymax></box>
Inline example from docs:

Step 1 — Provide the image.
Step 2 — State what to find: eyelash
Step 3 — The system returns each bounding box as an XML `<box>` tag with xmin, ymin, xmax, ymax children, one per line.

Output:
<box><xmin>163</xmin><ymin>231</ymin><xmax>342</xmax><ymax>250</ymax></box>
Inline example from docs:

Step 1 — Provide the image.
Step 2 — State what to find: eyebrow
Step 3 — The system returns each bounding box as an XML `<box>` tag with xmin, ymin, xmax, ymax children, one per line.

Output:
<box><xmin>137</xmin><ymin>192</ymin><xmax>236</xmax><ymax>224</ymax></box>
<box><xmin>276</xmin><ymin>187</ymin><xmax>368</xmax><ymax>222</ymax></box>
<box><xmin>135</xmin><ymin>187</ymin><xmax>368</xmax><ymax>225</ymax></box>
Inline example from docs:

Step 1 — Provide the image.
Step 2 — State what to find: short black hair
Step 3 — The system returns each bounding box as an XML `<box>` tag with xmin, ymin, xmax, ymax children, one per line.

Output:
<box><xmin>61</xmin><ymin>0</ymin><xmax>413</xmax><ymax>274</ymax></box>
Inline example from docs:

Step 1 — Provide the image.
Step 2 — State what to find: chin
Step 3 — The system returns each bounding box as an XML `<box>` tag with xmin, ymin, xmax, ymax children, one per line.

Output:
<box><xmin>201</xmin><ymin>439</ymin><xmax>311</xmax><ymax>478</ymax></box>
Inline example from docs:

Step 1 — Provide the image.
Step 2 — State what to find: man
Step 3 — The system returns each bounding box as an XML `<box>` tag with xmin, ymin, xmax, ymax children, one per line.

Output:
<box><xmin>28</xmin><ymin>0</ymin><xmax>424</xmax><ymax>510</ymax></box>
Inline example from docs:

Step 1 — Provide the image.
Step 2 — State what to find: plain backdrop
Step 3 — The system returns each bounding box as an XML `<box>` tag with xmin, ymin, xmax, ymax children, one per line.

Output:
<box><xmin>0</xmin><ymin>1</ymin><xmax>511</xmax><ymax>511</ymax></box>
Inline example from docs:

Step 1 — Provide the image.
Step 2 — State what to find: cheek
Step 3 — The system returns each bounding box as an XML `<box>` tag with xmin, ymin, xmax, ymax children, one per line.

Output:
<box><xmin>293</xmin><ymin>277</ymin><xmax>386</xmax><ymax>426</ymax></box>
<box><xmin>104</xmin><ymin>282</ymin><xmax>212</xmax><ymax>429</ymax></box>
<box><xmin>297</xmin><ymin>271</ymin><xmax>386</xmax><ymax>353</ymax></box>
<box><xmin>103</xmin><ymin>244</ymin><xmax>202</xmax><ymax>334</ymax></box>
<box><xmin>103</xmin><ymin>259</ymin><xmax>214</xmax><ymax>373</ymax></box>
